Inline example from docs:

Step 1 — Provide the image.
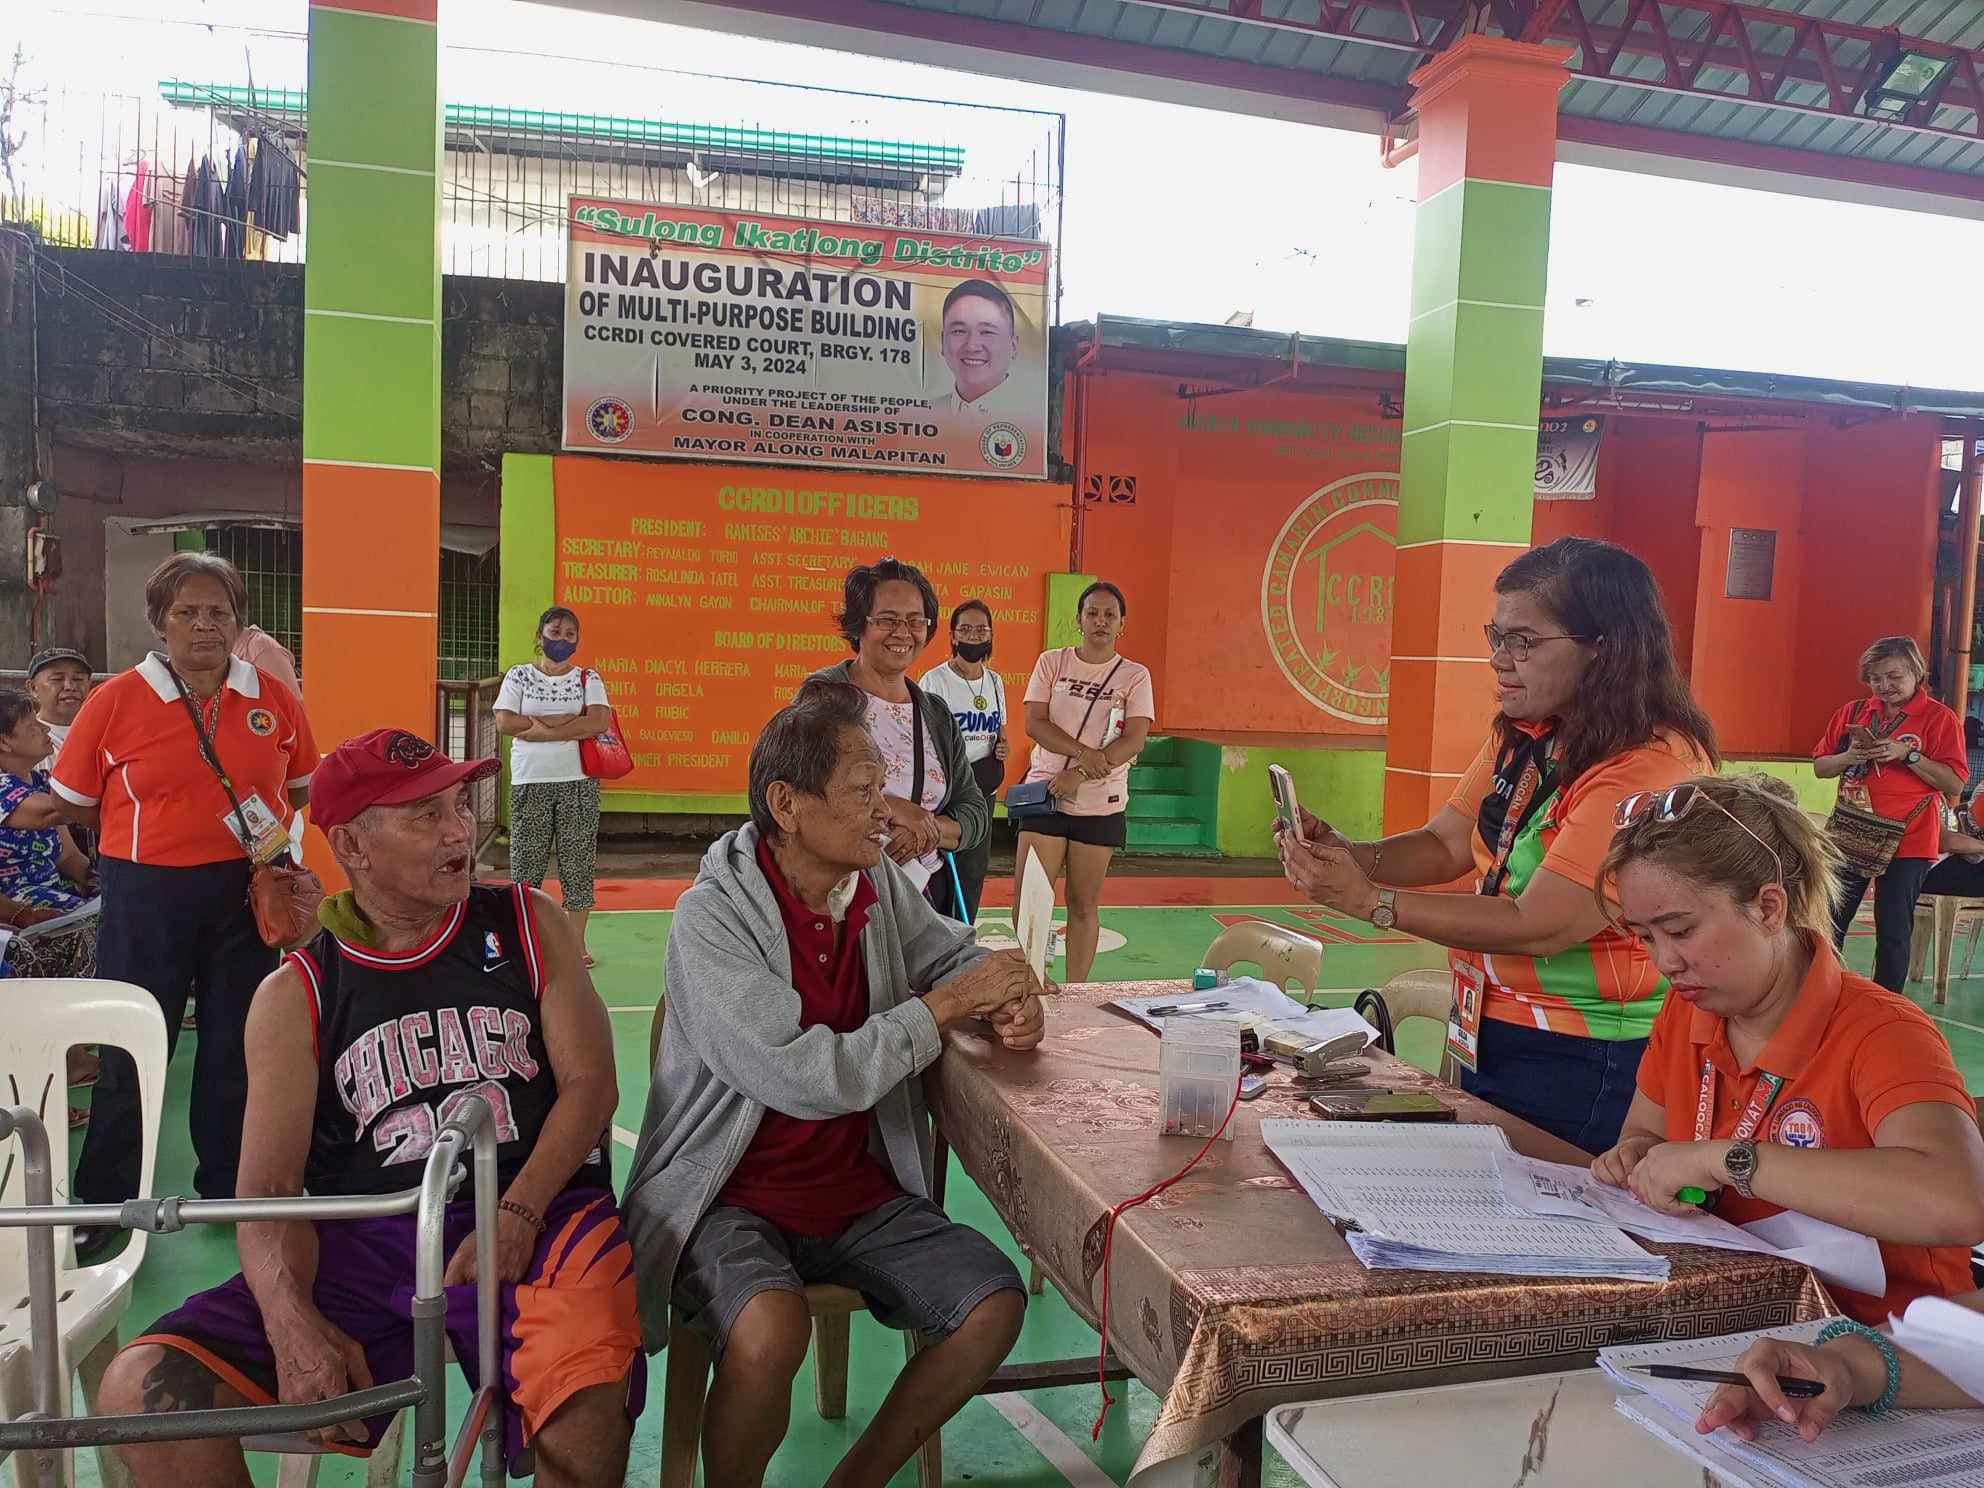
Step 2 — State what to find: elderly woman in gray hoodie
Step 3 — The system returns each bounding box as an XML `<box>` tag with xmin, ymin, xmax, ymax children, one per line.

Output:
<box><xmin>810</xmin><ymin>555</ymin><xmax>987</xmax><ymax>921</ymax></box>
<box><xmin>623</xmin><ymin>678</ymin><xmax>1042</xmax><ymax>1488</ymax></box>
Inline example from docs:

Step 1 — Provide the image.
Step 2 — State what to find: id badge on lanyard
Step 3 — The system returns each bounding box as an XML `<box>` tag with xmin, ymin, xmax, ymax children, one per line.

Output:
<box><xmin>1695</xmin><ymin>1059</ymin><xmax>1785</xmax><ymax>1144</ymax></box>
<box><xmin>1446</xmin><ymin>960</ymin><xmax>1485</xmax><ymax>1073</ymax></box>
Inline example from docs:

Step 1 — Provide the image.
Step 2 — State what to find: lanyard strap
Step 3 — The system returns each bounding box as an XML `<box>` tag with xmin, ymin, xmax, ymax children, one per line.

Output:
<box><xmin>1481</xmin><ymin>750</ymin><xmax>1547</xmax><ymax>899</ymax></box>
<box><xmin>1694</xmin><ymin>1059</ymin><xmax>1786</xmax><ymax>1143</ymax></box>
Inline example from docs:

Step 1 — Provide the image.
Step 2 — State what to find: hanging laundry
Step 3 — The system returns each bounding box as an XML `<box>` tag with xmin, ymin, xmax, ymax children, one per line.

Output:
<box><xmin>220</xmin><ymin>144</ymin><xmax>251</xmax><ymax>259</ymax></box>
<box><xmin>247</xmin><ymin>135</ymin><xmax>301</xmax><ymax>241</ymax></box>
<box><xmin>122</xmin><ymin>158</ymin><xmax>153</xmax><ymax>252</ymax></box>
<box><xmin>186</xmin><ymin>155</ymin><xmax>224</xmax><ymax>258</ymax></box>
<box><xmin>95</xmin><ymin>176</ymin><xmax>124</xmax><ymax>252</ymax></box>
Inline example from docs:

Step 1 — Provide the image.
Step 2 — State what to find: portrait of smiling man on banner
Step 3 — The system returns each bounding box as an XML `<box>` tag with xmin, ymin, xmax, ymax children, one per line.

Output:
<box><xmin>934</xmin><ymin>277</ymin><xmax>1029</xmax><ymax>420</ymax></box>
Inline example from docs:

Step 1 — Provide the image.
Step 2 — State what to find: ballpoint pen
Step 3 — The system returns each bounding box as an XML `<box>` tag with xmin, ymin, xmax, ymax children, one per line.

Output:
<box><xmin>1629</xmin><ymin>1366</ymin><xmax>1826</xmax><ymax>1398</ymax></box>
<box><xmin>1147</xmin><ymin>1000</ymin><xmax>1231</xmax><ymax>1016</ymax></box>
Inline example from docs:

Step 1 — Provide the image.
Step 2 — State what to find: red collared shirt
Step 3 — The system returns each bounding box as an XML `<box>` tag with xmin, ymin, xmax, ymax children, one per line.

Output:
<box><xmin>1813</xmin><ymin>688</ymin><xmax>1965</xmax><ymax>860</ymax></box>
<box><xmin>714</xmin><ymin>840</ymin><xmax>902</xmax><ymax>1235</ymax></box>
<box><xmin>1637</xmin><ymin>937</ymin><xmax>1975</xmax><ymax>1322</ymax></box>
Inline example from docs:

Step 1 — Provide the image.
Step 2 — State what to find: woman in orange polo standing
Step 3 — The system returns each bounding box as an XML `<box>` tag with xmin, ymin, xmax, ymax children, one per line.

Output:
<box><xmin>1279</xmin><ymin>538</ymin><xmax>1718</xmax><ymax>1152</ymax></box>
<box><xmin>1593</xmin><ymin>773</ymin><xmax>1984</xmax><ymax>1326</ymax></box>
<box><xmin>1813</xmin><ymin>636</ymin><xmax>1966</xmax><ymax>991</ymax></box>
<box><xmin>49</xmin><ymin>553</ymin><xmax>318</xmax><ymax>1250</ymax></box>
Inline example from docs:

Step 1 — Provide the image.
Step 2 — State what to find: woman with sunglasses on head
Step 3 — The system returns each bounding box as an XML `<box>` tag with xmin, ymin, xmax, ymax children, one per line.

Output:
<box><xmin>1279</xmin><ymin>537</ymin><xmax>1717</xmax><ymax>1151</ymax></box>
<box><xmin>1812</xmin><ymin>636</ymin><xmax>1966</xmax><ymax>992</ymax></box>
<box><xmin>812</xmin><ymin>557</ymin><xmax>987</xmax><ymax>921</ymax></box>
<box><xmin>1594</xmin><ymin>773</ymin><xmax>1984</xmax><ymax>1328</ymax></box>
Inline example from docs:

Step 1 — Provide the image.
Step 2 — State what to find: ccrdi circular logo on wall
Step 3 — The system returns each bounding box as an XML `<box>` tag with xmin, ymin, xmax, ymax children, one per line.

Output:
<box><xmin>1260</xmin><ymin>472</ymin><xmax>1399</xmax><ymax>725</ymax></box>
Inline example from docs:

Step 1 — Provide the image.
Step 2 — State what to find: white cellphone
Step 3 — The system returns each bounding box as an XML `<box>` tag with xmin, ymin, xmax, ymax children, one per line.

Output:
<box><xmin>1268</xmin><ymin>764</ymin><xmax>1303</xmax><ymax>841</ymax></box>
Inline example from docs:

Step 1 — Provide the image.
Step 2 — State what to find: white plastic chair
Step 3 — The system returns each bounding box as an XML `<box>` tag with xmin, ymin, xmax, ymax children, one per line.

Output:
<box><xmin>0</xmin><ymin>979</ymin><xmax>167</xmax><ymax>1488</ymax></box>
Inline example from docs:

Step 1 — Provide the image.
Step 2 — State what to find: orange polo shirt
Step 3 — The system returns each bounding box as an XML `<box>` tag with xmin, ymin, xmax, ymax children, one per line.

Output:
<box><xmin>1636</xmin><ymin>936</ymin><xmax>1975</xmax><ymax>1323</ymax></box>
<box><xmin>1813</xmin><ymin>689</ymin><xmax>1965</xmax><ymax>860</ymax></box>
<box><xmin>51</xmin><ymin>653</ymin><xmax>319</xmax><ymax>867</ymax></box>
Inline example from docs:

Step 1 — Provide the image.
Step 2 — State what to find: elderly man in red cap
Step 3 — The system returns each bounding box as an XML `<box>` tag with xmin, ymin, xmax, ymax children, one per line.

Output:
<box><xmin>95</xmin><ymin>727</ymin><xmax>641</xmax><ymax>1488</ymax></box>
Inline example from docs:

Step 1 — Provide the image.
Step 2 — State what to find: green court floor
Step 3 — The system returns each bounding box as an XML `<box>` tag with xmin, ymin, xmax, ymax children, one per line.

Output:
<box><xmin>65</xmin><ymin>904</ymin><xmax>1981</xmax><ymax>1487</ymax></box>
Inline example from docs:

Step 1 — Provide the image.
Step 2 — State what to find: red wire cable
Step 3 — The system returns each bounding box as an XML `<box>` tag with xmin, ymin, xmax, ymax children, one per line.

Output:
<box><xmin>1090</xmin><ymin>1075</ymin><xmax>1242</xmax><ymax>1440</ymax></box>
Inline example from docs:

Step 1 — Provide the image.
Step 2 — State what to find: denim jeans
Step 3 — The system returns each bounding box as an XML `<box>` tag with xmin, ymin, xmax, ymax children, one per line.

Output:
<box><xmin>1459</xmin><ymin>1017</ymin><xmax>1648</xmax><ymax>1154</ymax></box>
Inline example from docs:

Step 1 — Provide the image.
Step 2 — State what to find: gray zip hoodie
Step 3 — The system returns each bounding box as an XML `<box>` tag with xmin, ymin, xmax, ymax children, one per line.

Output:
<box><xmin>620</xmin><ymin>822</ymin><xmax>988</xmax><ymax>1351</ymax></box>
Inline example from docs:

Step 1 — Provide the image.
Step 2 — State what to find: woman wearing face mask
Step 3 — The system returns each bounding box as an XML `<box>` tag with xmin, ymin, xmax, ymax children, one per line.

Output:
<box><xmin>1279</xmin><ymin>537</ymin><xmax>1718</xmax><ymax>1151</ymax></box>
<box><xmin>812</xmin><ymin>558</ymin><xmax>987</xmax><ymax>922</ymax></box>
<box><xmin>1592</xmin><ymin>773</ymin><xmax>1984</xmax><ymax>1331</ymax></box>
<box><xmin>494</xmin><ymin>606</ymin><xmax>611</xmax><ymax>965</ymax></box>
<box><xmin>919</xmin><ymin>599</ymin><xmax>1008</xmax><ymax>922</ymax></box>
<box><xmin>1812</xmin><ymin>636</ymin><xmax>1966</xmax><ymax>992</ymax></box>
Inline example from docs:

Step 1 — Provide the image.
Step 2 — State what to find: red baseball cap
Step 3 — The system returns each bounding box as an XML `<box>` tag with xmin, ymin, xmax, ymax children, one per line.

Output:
<box><xmin>311</xmin><ymin>728</ymin><xmax>499</xmax><ymax>831</ymax></box>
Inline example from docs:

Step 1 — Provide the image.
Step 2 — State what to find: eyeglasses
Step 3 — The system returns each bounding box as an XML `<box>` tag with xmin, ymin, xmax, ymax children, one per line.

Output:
<box><xmin>953</xmin><ymin>625</ymin><xmax>993</xmax><ymax>640</ymax></box>
<box><xmin>1484</xmin><ymin>624</ymin><xmax>1593</xmax><ymax>663</ymax></box>
<box><xmin>867</xmin><ymin>613</ymin><xmax>931</xmax><ymax>635</ymax></box>
<box><xmin>1613</xmin><ymin>784</ymin><xmax>1784</xmax><ymax>886</ymax></box>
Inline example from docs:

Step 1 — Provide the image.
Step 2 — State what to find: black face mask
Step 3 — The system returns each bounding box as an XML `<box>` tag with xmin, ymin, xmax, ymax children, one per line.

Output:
<box><xmin>954</xmin><ymin>640</ymin><xmax>993</xmax><ymax>664</ymax></box>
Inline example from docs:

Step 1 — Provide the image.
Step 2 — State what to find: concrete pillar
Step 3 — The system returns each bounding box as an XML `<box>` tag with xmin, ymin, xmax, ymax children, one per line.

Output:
<box><xmin>301</xmin><ymin>0</ymin><xmax>442</xmax><ymax>747</ymax></box>
<box><xmin>1384</xmin><ymin>37</ymin><xmax>1571</xmax><ymax>831</ymax></box>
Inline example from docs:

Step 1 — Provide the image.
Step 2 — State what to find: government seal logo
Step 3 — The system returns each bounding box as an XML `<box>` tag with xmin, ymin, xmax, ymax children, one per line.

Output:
<box><xmin>245</xmin><ymin>708</ymin><xmax>276</xmax><ymax>736</ymax></box>
<box><xmin>980</xmin><ymin>422</ymin><xmax>1027</xmax><ymax>469</ymax></box>
<box><xmin>586</xmin><ymin>397</ymin><xmax>634</xmax><ymax>444</ymax></box>
<box><xmin>1260</xmin><ymin>472</ymin><xmax>1399</xmax><ymax>725</ymax></box>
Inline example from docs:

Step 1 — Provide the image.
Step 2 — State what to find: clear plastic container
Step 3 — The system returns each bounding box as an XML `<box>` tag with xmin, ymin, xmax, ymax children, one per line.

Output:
<box><xmin>1159</xmin><ymin>1016</ymin><xmax>1241</xmax><ymax>1141</ymax></box>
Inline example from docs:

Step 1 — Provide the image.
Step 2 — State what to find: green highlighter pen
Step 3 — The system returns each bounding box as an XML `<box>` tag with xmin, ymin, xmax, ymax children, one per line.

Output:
<box><xmin>1675</xmin><ymin>1186</ymin><xmax>1709</xmax><ymax>1206</ymax></box>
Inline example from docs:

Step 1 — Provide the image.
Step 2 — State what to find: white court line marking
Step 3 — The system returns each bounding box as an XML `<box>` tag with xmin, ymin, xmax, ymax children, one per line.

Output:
<box><xmin>613</xmin><ymin>1124</ymin><xmax>639</xmax><ymax>1149</ymax></box>
<box><xmin>984</xmin><ymin>1394</ymin><xmax>1116</xmax><ymax>1488</ymax></box>
<box><xmin>1928</xmin><ymin>1012</ymin><xmax>1984</xmax><ymax>1039</ymax></box>
<box><xmin>608</xmin><ymin>1006</ymin><xmax>655</xmax><ymax>1013</ymax></box>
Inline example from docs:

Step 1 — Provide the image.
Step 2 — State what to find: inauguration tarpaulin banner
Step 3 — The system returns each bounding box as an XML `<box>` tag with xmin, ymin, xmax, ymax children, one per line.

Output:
<box><xmin>1534</xmin><ymin>415</ymin><xmax>1605</xmax><ymax>499</ymax></box>
<box><xmin>561</xmin><ymin>197</ymin><xmax>1051</xmax><ymax>480</ymax></box>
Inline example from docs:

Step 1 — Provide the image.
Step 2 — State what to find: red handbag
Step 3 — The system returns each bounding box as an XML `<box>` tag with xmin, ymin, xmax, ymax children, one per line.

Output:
<box><xmin>577</xmin><ymin>669</ymin><xmax>635</xmax><ymax>781</ymax></box>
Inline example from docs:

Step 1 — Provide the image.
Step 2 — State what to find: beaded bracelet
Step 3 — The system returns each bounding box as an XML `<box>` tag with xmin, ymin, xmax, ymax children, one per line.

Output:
<box><xmin>1814</xmin><ymin>1317</ymin><xmax>1902</xmax><ymax>1416</ymax></box>
<box><xmin>499</xmin><ymin>1198</ymin><xmax>546</xmax><ymax>1235</ymax></box>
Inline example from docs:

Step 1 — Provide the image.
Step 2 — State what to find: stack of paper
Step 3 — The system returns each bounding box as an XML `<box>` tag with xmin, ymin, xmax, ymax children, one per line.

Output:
<box><xmin>1602</xmin><ymin>1325</ymin><xmax>1984</xmax><ymax>1488</ymax></box>
<box><xmin>1890</xmin><ymin>1296</ymin><xmax>1984</xmax><ymax>1405</ymax></box>
<box><xmin>1493</xmin><ymin>1150</ymin><xmax>1886</xmax><ymax>1297</ymax></box>
<box><xmin>1262</xmin><ymin>1119</ymin><xmax>1669</xmax><ymax>1281</ymax></box>
<box><xmin>1111</xmin><ymin>979</ymin><xmax>1377</xmax><ymax>1050</ymax></box>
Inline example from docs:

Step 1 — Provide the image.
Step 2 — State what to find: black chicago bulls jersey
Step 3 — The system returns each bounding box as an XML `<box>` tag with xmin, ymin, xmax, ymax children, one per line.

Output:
<box><xmin>286</xmin><ymin>883</ymin><xmax>608</xmax><ymax>1197</ymax></box>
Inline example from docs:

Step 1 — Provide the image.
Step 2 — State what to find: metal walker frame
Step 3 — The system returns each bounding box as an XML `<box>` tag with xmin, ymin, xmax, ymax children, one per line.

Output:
<box><xmin>0</xmin><ymin>1096</ymin><xmax>507</xmax><ymax>1488</ymax></box>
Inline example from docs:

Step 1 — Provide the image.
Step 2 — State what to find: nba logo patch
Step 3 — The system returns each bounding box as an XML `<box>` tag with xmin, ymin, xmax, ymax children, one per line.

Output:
<box><xmin>484</xmin><ymin>931</ymin><xmax>503</xmax><ymax>961</ymax></box>
<box><xmin>1770</xmin><ymin>1097</ymin><xmax>1826</xmax><ymax>1150</ymax></box>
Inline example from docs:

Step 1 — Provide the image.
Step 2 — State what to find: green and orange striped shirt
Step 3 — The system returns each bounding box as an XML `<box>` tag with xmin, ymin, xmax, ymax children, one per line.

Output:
<box><xmin>1447</xmin><ymin>728</ymin><xmax>1713</xmax><ymax>1040</ymax></box>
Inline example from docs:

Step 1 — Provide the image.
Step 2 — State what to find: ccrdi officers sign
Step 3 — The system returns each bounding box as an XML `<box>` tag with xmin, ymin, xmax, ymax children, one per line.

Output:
<box><xmin>562</xmin><ymin>198</ymin><xmax>1050</xmax><ymax>480</ymax></box>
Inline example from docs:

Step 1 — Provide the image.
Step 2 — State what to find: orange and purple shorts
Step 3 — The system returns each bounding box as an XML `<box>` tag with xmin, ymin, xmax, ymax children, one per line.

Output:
<box><xmin>132</xmin><ymin>1185</ymin><xmax>645</xmax><ymax>1463</ymax></box>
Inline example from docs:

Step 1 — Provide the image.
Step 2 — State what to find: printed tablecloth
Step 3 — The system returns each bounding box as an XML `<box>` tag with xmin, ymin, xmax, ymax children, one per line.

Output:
<box><xmin>928</xmin><ymin>979</ymin><xmax>1834</xmax><ymax>1486</ymax></box>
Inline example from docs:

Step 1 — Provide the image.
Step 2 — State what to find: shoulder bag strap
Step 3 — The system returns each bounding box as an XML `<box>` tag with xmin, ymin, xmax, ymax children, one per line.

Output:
<box><xmin>1053</xmin><ymin>656</ymin><xmax>1125</xmax><ymax>767</ymax></box>
<box><xmin>905</xmin><ymin>677</ymin><xmax>927</xmax><ymax>808</ymax></box>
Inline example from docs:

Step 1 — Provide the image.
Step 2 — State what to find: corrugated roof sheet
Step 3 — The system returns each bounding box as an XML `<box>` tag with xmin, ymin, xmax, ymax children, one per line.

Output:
<box><xmin>866</xmin><ymin>0</ymin><xmax>1984</xmax><ymax>189</ymax></box>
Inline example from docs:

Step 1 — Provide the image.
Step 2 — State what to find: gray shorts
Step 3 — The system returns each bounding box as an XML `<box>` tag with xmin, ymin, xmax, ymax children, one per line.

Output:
<box><xmin>673</xmin><ymin>1195</ymin><xmax>1024</xmax><ymax>1355</ymax></box>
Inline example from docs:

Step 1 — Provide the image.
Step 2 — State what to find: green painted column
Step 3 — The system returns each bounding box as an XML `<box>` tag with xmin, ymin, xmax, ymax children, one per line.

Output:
<box><xmin>1386</xmin><ymin>37</ymin><xmax>1571</xmax><ymax>832</ymax></box>
<box><xmin>301</xmin><ymin>0</ymin><xmax>442</xmax><ymax>758</ymax></box>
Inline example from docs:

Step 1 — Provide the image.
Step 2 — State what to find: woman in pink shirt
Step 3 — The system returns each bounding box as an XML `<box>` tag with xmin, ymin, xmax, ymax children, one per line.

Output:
<box><xmin>1015</xmin><ymin>582</ymin><xmax>1154</xmax><ymax>981</ymax></box>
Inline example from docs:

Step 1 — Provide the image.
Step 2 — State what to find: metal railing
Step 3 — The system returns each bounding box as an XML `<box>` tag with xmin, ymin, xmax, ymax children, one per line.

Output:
<box><xmin>0</xmin><ymin>1096</ymin><xmax>504</xmax><ymax>1488</ymax></box>
<box><xmin>2</xmin><ymin>74</ymin><xmax>1064</xmax><ymax>288</ymax></box>
<box><xmin>438</xmin><ymin>676</ymin><xmax>506</xmax><ymax>863</ymax></box>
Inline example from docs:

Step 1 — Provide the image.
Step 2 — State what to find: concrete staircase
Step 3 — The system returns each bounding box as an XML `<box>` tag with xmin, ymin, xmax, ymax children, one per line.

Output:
<box><xmin>1124</xmin><ymin>736</ymin><xmax>1219</xmax><ymax>856</ymax></box>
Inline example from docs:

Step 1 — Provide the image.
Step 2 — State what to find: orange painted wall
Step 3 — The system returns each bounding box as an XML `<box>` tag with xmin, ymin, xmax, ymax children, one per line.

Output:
<box><xmin>1690</xmin><ymin>428</ymin><xmax>1808</xmax><ymax>754</ymax></box>
<box><xmin>1608</xmin><ymin>421</ymin><xmax>1706</xmax><ymax>676</ymax></box>
<box><xmin>1076</xmin><ymin>371</ymin><xmax>1404</xmax><ymax>736</ymax></box>
<box><xmin>1793</xmin><ymin>414</ymin><xmax>1942</xmax><ymax>745</ymax></box>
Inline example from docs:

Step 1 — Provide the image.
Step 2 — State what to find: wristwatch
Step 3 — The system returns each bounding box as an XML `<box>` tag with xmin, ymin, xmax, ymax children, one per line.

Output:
<box><xmin>1723</xmin><ymin>1137</ymin><xmax>1761</xmax><ymax>1199</ymax></box>
<box><xmin>1906</xmin><ymin>747</ymin><xmax>1923</xmax><ymax>766</ymax></box>
<box><xmin>1370</xmin><ymin>888</ymin><xmax>1400</xmax><ymax>931</ymax></box>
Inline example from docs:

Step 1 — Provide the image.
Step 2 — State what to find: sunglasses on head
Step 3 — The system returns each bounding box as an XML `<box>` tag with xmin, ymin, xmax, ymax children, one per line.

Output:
<box><xmin>1613</xmin><ymin>784</ymin><xmax>1785</xmax><ymax>887</ymax></box>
